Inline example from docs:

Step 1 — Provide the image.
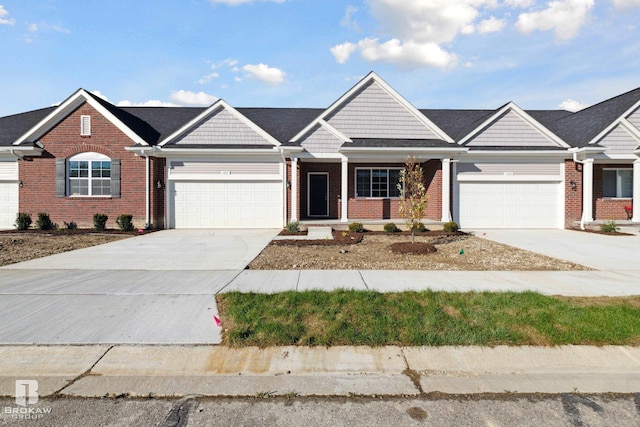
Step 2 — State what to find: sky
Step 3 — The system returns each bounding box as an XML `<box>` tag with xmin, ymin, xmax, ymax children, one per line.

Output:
<box><xmin>0</xmin><ymin>0</ymin><xmax>639</xmax><ymax>117</ymax></box>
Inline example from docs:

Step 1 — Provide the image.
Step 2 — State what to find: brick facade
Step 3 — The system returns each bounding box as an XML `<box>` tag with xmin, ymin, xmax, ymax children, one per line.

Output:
<box><xmin>564</xmin><ymin>159</ymin><xmax>583</xmax><ymax>227</ymax></box>
<box><xmin>19</xmin><ymin>102</ymin><xmax>153</xmax><ymax>229</ymax></box>
<box><xmin>594</xmin><ymin>163</ymin><xmax>634</xmax><ymax>220</ymax></box>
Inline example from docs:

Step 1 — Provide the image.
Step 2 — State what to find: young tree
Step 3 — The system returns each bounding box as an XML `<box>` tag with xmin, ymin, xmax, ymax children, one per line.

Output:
<box><xmin>398</xmin><ymin>157</ymin><xmax>427</xmax><ymax>244</ymax></box>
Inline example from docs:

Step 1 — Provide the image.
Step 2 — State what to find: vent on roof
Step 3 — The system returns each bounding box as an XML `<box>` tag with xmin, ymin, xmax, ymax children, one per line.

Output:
<box><xmin>80</xmin><ymin>115</ymin><xmax>91</xmax><ymax>136</ymax></box>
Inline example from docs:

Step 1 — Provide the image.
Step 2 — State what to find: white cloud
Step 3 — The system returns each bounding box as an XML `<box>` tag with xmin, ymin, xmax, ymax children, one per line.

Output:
<box><xmin>611</xmin><ymin>0</ymin><xmax>640</xmax><ymax>8</ymax></box>
<box><xmin>331</xmin><ymin>0</ymin><xmax>502</xmax><ymax>69</ymax></box>
<box><xmin>28</xmin><ymin>23</ymin><xmax>38</xmax><ymax>32</ymax></box>
<box><xmin>117</xmin><ymin>99</ymin><xmax>178</xmax><ymax>107</ymax></box>
<box><xmin>170</xmin><ymin>90</ymin><xmax>218</xmax><ymax>106</ymax></box>
<box><xmin>91</xmin><ymin>90</ymin><xmax>109</xmax><ymax>102</ymax></box>
<box><xmin>330</xmin><ymin>42</ymin><xmax>357</xmax><ymax>64</ymax></box>
<box><xmin>208</xmin><ymin>0</ymin><xmax>285</xmax><ymax>5</ymax></box>
<box><xmin>341</xmin><ymin>5</ymin><xmax>359</xmax><ymax>30</ymax></box>
<box><xmin>0</xmin><ymin>5</ymin><xmax>15</xmax><ymax>25</ymax></box>
<box><xmin>559</xmin><ymin>99</ymin><xmax>589</xmax><ymax>111</ymax></box>
<box><xmin>242</xmin><ymin>63</ymin><xmax>285</xmax><ymax>84</ymax></box>
<box><xmin>515</xmin><ymin>0</ymin><xmax>594</xmax><ymax>41</ymax></box>
<box><xmin>211</xmin><ymin>58</ymin><xmax>239</xmax><ymax>69</ymax></box>
<box><xmin>477</xmin><ymin>16</ymin><xmax>505</xmax><ymax>33</ymax></box>
<box><xmin>504</xmin><ymin>0</ymin><xmax>535</xmax><ymax>7</ymax></box>
<box><xmin>197</xmin><ymin>72</ymin><xmax>220</xmax><ymax>85</ymax></box>
<box><xmin>52</xmin><ymin>24</ymin><xmax>70</xmax><ymax>34</ymax></box>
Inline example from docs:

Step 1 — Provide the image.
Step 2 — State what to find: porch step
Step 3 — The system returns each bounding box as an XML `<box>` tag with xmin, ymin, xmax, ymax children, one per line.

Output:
<box><xmin>307</xmin><ymin>226</ymin><xmax>333</xmax><ymax>240</ymax></box>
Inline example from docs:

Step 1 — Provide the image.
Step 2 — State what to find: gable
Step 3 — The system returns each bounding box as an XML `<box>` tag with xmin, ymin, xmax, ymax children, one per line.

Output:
<box><xmin>628</xmin><ymin>106</ymin><xmax>640</xmax><ymax>130</ymax></box>
<box><xmin>464</xmin><ymin>110</ymin><xmax>559</xmax><ymax>147</ymax></box>
<box><xmin>170</xmin><ymin>106</ymin><xmax>274</xmax><ymax>146</ymax></box>
<box><xmin>324</xmin><ymin>80</ymin><xmax>440</xmax><ymax>140</ymax></box>
<box><xmin>300</xmin><ymin>124</ymin><xmax>344</xmax><ymax>154</ymax></box>
<box><xmin>597</xmin><ymin>124</ymin><xmax>640</xmax><ymax>154</ymax></box>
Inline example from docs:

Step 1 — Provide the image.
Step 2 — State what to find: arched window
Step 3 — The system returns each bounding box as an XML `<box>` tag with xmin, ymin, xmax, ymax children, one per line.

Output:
<box><xmin>67</xmin><ymin>152</ymin><xmax>111</xmax><ymax>196</ymax></box>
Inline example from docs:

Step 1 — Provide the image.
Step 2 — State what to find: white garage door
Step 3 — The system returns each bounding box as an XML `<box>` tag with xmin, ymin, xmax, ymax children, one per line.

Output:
<box><xmin>0</xmin><ymin>181</ymin><xmax>18</xmax><ymax>229</ymax></box>
<box><xmin>456</xmin><ymin>181</ymin><xmax>561</xmax><ymax>228</ymax></box>
<box><xmin>171</xmin><ymin>180</ymin><xmax>283</xmax><ymax>228</ymax></box>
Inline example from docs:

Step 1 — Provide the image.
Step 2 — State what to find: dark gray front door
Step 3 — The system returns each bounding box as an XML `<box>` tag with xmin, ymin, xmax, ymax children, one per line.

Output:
<box><xmin>308</xmin><ymin>173</ymin><xmax>328</xmax><ymax>216</ymax></box>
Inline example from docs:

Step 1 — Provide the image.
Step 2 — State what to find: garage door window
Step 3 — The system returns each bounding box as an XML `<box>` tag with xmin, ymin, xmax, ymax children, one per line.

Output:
<box><xmin>68</xmin><ymin>152</ymin><xmax>111</xmax><ymax>196</ymax></box>
<box><xmin>355</xmin><ymin>168</ymin><xmax>402</xmax><ymax>198</ymax></box>
<box><xmin>603</xmin><ymin>169</ymin><xmax>632</xmax><ymax>198</ymax></box>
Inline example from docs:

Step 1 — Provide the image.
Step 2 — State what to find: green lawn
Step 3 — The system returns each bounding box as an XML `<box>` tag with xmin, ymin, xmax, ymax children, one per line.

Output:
<box><xmin>217</xmin><ymin>290</ymin><xmax>640</xmax><ymax>347</ymax></box>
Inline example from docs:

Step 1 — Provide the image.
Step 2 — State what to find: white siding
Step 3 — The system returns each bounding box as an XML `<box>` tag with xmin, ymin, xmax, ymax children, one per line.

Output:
<box><xmin>300</xmin><ymin>125</ymin><xmax>344</xmax><ymax>153</ymax></box>
<box><xmin>325</xmin><ymin>81</ymin><xmax>438</xmax><ymax>139</ymax></box>
<box><xmin>173</xmin><ymin>107</ymin><xmax>273</xmax><ymax>146</ymax></box>
<box><xmin>599</xmin><ymin>124</ymin><xmax>639</xmax><ymax>154</ymax></box>
<box><xmin>170</xmin><ymin>161</ymin><xmax>280</xmax><ymax>176</ymax></box>
<box><xmin>457</xmin><ymin>161</ymin><xmax>561</xmax><ymax>177</ymax></box>
<box><xmin>465</xmin><ymin>110</ymin><xmax>557</xmax><ymax>147</ymax></box>
<box><xmin>626</xmin><ymin>107</ymin><xmax>640</xmax><ymax>130</ymax></box>
<box><xmin>0</xmin><ymin>161</ymin><xmax>18</xmax><ymax>180</ymax></box>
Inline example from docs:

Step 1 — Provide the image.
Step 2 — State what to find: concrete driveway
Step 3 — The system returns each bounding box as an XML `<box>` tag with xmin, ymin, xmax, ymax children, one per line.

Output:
<box><xmin>0</xmin><ymin>229</ymin><xmax>278</xmax><ymax>344</ymax></box>
<box><xmin>472</xmin><ymin>229</ymin><xmax>640</xmax><ymax>271</ymax></box>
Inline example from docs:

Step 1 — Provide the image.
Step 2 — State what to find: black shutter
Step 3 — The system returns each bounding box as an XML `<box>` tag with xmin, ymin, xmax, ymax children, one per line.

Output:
<box><xmin>111</xmin><ymin>159</ymin><xmax>121</xmax><ymax>198</ymax></box>
<box><xmin>55</xmin><ymin>159</ymin><xmax>66</xmax><ymax>198</ymax></box>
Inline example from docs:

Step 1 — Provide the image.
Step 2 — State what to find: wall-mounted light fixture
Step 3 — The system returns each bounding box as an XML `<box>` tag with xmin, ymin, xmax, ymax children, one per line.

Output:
<box><xmin>286</xmin><ymin>180</ymin><xmax>291</xmax><ymax>189</ymax></box>
<box><xmin>18</xmin><ymin>180</ymin><xmax>24</xmax><ymax>188</ymax></box>
<box><xmin>570</xmin><ymin>180</ymin><xmax>577</xmax><ymax>191</ymax></box>
<box><xmin>156</xmin><ymin>179</ymin><xmax>163</xmax><ymax>189</ymax></box>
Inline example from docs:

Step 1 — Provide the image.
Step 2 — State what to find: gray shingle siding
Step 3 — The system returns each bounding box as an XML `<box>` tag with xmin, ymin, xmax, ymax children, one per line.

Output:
<box><xmin>326</xmin><ymin>81</ymin><xmax>439</xmax><ymax>139</ymax></box>
<box><xmin>464</xmin><ymin>110</ymin><xmax>558</xmax><ymax>147</ymax></box>
<box><xmin>628</xmin><ymin>107</ymin><xmax>640</xmax><ymax>130</ymax></box>
<box><xmin>597</xmin><ymin>124</ymin><xmax>639</xmax><ymax>154</ymax></box>
<box><xmin>299</xmin><ymin>124</ymin><xmax>343</xmax><ymax>153</ymax></box>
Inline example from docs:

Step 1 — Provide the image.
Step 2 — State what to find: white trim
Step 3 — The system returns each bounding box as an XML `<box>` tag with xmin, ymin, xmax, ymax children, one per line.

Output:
<box><xmin>290</xmin><ymin>71</ymin><xmax>454</xmax><ymax>143</ymax></box>
<box><xmin>307</xmin><ymin>172</ymin><xmax>329</xmax><ymax>217</ymax></box>
<box><xmin>441</xmin><ymin>158</ymin><xmax>451</xmax><ymax>222</ymax></box>
<box><xmin>582</xmin><ymin>158</ymin><xmax>594</xmax><ymax>224</ymax></box>
<box><xmin>458</xmin><ymin>102</ymin><xmax>570</xmax><ymax>148</ymax></box>
<box><xmin>318</xmin><ymin>119</ymin><xmax>352</xmax><ymax>143</ymax></box>
<box><xmin>13</xmin><ymin>89</ymin><xmax>148</xmax><ymax>147</ymax></box>
<box><xmin>602</xmin><ymin>167</ymin><xmax>634</xmax><ymax>198</ymax></box>
<box><xmin>158</xmin><ymin>99</ymin><xmax>281</xmax><ymax>147</ymax></box>
<box><xmin>633</xmin><ymin>159</ymin><xmax>640</xmax><ymax>222</ymax></box>
<box><xmin>341</xmin><ymin>157</ymin><xmax>348</xmax><ymax>222</ymax></box>
<box><xmin>291</xmin><ymin>158</ymin><xmax>298</xmax><ymax>222</ymax></box>
<box><xmin>588</xmin><ymin>99</ymin><xmax>640</xmax><ymax>146</ymax></box>
<box><xmin>67</xmin><ymin>154</ymin><xmax>112</xmax><ymax>197</ymax></box>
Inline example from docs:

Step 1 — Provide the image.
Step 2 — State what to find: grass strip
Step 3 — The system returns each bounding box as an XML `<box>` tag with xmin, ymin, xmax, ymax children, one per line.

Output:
<box><xmin>216</xmin><ymin>290</ymin><xmax>640</xmax><ymax>347</ymax></box>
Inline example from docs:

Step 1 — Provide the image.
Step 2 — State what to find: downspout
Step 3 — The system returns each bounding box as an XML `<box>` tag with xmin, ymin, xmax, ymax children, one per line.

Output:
<box><xmin>572</xmin><ymin>152</ymin><xmax>586</xmax><ymax>230</ymax></box>
<box><xmin>279</xmin><ymin>149</ymin><xmax>287</xmax><ymax>227</ymax></box>
<box><xmin>138</xmin><ymin>150</ymin><xmax>151</xmax><ymax>227</ymax></box>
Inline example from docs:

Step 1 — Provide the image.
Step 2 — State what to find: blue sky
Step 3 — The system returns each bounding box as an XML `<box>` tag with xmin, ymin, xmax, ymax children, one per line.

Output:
<box><xmin>0</xmin><ymin>0</ymin><xmax>639</xmax><ymax>117</ymax></box>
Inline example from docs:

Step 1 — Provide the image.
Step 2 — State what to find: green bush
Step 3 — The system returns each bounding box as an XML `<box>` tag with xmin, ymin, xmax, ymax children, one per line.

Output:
<box><xmin>384</xmin><ymin>222</ymin><xmax>399</xmax><ymax>233</ymax></box>
<box><xmin>443</xmin><ymin>221</ymin><xmax>459</xmax><ymax>233</ymax></box>
<box><xmin>348</xmin><ymin>222</ymin><xmax>365</xmax><ymax>233</ymax></box>
<box><xmin>93</xmin><ymin>213</ymin><xmax>108</xmax><ymax>231</ymax></box>
<box><xmin>413</xmin><ymin>222</ymin><xmax>427</xmax><ymax>233</ymax></box>
<box><xmin>116</xmin><ymin>214</ymin><xmax>134</xmax><ymax>232</ymax></box>
<box><xmin>600</xmin><ymin>221</ymin><xmax>618</xmax><ymax>233</ymax></box>
<box><xmin>15</xmin><ymin>213</ymin><xmax>32</xmax><ymax>230</ymax></box>
<box><xmin>64</xmin><ymin>221</ymin><xmax>77</xmax><ymax>230</ymax></box>
<box><xmin>285</xmin><ymin>221</ymin><xmax>300</xmax><ymax>232</ymax></box>
<box><xmin>36</xmin><ymin>212</ymin><xmax>55</xmax><ymax>230</ymax></box>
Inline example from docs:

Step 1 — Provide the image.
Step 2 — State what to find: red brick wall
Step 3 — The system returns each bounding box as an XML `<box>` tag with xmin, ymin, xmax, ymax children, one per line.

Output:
<box><xmin>424</xmin><ymin>160</ymin><xmax>443</xmax><ymax>221</ymax></box>
<box><xmin>19</xmin><ymin>102</ymin><xmax>148</xmax><ymax>229</ymax></box>
<box><xmin>564</xmin><ymin>159</ymin><xmax>583</xmax><ymax>227</ymax></box>
<box><xmin>299</xmin><ymin>162</ymin><xmax>341</xmax><ymax>219</ymax></box>
<box><xmin>594</xmin><ymin>163</ymin><xmax>633</xmax><ymax>220</ymax></box>
<box><xmin>150</xmin><ymin>157</ymin><xmax>166</xmax><ymax>228</ymax></box>
<box><xmin>285</xmin><ymin>160</ymin><xmax>301</xmax><ymax>223</ymax></box>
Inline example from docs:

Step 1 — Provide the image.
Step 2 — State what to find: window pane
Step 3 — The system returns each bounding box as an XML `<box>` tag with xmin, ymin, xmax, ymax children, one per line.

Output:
<box><xmin>69</xmin><ymin>179</ymin><xmax>88</xmax><ymax>196</ymax></box>
<box><xmin>389</xmin><ymin>169</ymin><xmax>402</xmax><ymax>197</ymax></box>
<box><xmin>603</xmin><ymin>170</ymin><xmax>616</xmax><ymax>197</ymax></box>
<box><xmin>371</xmin><ymin>169</ymin><xmax>388</xmax><ymax>197</ymax></box>
<box><xmin>91</xmin><ymin>161</ymin><xmax>111</xmax><ymax>178</ymax></box>
<box><xmin>619</xmin><ymin>170</ymin><xmax>633</xmax><ymax>198</ymax></box>
<box><xmin>92</xmin><ymin>179</ymin><xmax>111</xmax><ymax>196</ymax></box>
<box><xmin>356</xmin><ymin>170</ymin><xmax>371</xmax><ymax>197</ymax></box>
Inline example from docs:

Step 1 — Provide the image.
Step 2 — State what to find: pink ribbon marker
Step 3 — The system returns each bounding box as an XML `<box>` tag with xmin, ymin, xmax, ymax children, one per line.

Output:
<box><xmin>213</xmin><ymin>315</ymin><xmax>221</xmax><ymax>327</ymax></box>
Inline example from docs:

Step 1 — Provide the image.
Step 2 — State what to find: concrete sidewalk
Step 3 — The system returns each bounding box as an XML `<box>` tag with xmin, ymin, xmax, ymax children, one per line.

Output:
<box><xmin>222</xmin><ymin>269</ymin><xmax>640</xmax><ymax>296</ymax></box>
<box><xmin>1</xmin><ymin>345</ymin><xmax>639</xmax><ymax>398</ymax></box>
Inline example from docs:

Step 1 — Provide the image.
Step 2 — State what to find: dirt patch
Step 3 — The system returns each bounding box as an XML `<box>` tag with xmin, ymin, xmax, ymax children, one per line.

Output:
<box><xmin>567</xmin><ymin>227</ymin><xmax>635</xmax><ymax>236</ymax></box>
<box><xmin>390</xmin><ymin>241</ymin><xmax>437</xmax><ymax>254</ymax></box>
<box><xmin>249</xmin><ymin>233</ymin><xmax>591</xmax><ymax>271</ymax></box>
<box><xmin>0</xmin><ymin>233</ymin><xmax>132</xmax><ymax>267</ymax></box>
<box><xmin>272</xmin><ymin>231</ymin><xmax>364</xmax><ymax>246</ymax></box>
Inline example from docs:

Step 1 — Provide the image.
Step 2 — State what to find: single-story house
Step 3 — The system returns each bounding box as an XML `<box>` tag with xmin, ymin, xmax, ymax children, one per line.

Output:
<box><xmin>1</xmin><ymin>72</ymin><xmax>639</xmax><ymax>230</ymax></box>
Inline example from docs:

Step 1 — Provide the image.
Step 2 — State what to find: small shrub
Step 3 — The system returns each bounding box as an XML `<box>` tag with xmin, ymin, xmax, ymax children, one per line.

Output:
<box><xmin>64</xmin><ymin>221</ymin><xmax>78</xmax><ymax>230</ymax></box>
<box><xmin>384</xmin><ymin>222</ymin><xmax>399</xmax><ymax>233</ymax></box>
<box><xmin>285</xmin><ymin>221</ymin><xmax>300</xmax><ymax>233</ymax></box>
<box><xmin>36</xmin><ymin>212</ymin><xmax>54</xmax><ymax>230</ymax></box>
<box><xmin>93</xmin><ymin>213</ymin><xmax>108</xmax><ymax>231</ymax></box>
<box><xmin>413</xmin><ymin>222</ymin><xmax>427</xmax><ymax>233</ymax></box>
<box><xmin>15</xmin><ymin>213</ymin><xmax>32</xmax><ymax>230</ymax></box>
<box><xmin>348</xmin><ymin>222</ymin><xmax>365</xmax><ymax>233</ymax></box>
<box><xmin>116</xmin><ymin>214</ymin><xmax>134</xmax><ymax>232</ymax></box>
<box><xmin>600</xmin><ymin>221</ymin><xmax>618</xmax><ymax>233</ymax></box>
<box><xmin>443</xmin><ymin>221</ymin><xmax>459</xmax><ymax>233</ymax></box>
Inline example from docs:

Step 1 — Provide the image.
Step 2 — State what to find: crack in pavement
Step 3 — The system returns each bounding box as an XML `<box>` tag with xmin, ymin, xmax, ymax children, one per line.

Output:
<box><xmin>52</xmin><ymin>345</ymin><xmax>114</xmax><ymax>396</ymax></box>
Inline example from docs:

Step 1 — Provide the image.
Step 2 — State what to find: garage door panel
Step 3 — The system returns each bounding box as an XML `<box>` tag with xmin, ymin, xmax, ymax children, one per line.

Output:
<box><xmin>171</xmin><ymin>180</ymin><xmax>282</xmax><ymax>228</ymax></box>
<box><xmin>457</xmin><ymin>181</ymin><xmax>561</xmax><ymax>229</ymax></box>
<box><xmin>0</xmin><ymin>182</ymin><xmax>18</xmax><ymax>229</ymax></box>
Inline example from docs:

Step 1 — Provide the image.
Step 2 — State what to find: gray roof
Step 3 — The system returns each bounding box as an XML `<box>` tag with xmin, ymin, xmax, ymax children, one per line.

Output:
<box><xmin>0</xmin><ymin>107</ymin><xmax>55</xmax><ymax>146</ymax></box>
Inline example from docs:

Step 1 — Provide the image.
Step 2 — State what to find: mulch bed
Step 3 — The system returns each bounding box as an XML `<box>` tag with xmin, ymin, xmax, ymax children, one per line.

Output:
<box><xmin>0</xmin><ymin>228</ymin><xmax>156</xmax><ymax>236</ymax></box>
<box><xmin>390</xmin><ymin>241</ymin><xmax>437</xmax><ymax>254</ymax></box>
<box><xmin>271</xmin><ymin>231</ymin><xmax>364</xmax><ymax>246</ymax></box>
<box><xmin>567</xmin><ymin>227</ymin><xmax>635</xmax><ymax>236</ymax></box>
<box><xmin>272</xmin><ymin>229</ymin><xmax>464</xmax><ymax>246</ymax></box>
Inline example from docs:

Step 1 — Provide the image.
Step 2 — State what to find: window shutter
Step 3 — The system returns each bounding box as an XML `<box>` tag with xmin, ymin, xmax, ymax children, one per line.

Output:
<box><xmin>111</xmin><ymin>159</ymin><xmax>121</xmax><ymax>198</ymax></box>
<box><xmin>55</xmin><ymin>159</ymin><xmax>66</xmax><ymax>198</ymax></box>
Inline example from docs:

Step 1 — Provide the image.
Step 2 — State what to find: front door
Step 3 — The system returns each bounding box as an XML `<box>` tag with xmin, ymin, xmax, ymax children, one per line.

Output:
<box><xmin>308</xmin><ymin>173</ymin><xmax>329</xmax><ymax>217</ymax></box>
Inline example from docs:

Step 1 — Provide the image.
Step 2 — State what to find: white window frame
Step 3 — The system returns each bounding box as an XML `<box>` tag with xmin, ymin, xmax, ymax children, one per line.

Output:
<box><xmin>80</xmin><ymin>115</ymin><xmax>91</xmax><ymax>136</ymax></box>
<box><xmin>354</xmin><ymin>167</ymin><xmax>403</xmax><ymax>199</ymax></box>
<box><xmin>68</xmin><ymin>152</ymin><xmax>111</xmax><ymax>197</ymax></box>
<box><xmin>603</xmin><ymin>168</ymin><xmax>633</xmax><ymax>199</ymax></box>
